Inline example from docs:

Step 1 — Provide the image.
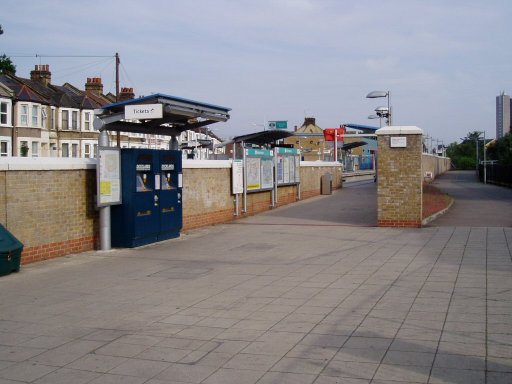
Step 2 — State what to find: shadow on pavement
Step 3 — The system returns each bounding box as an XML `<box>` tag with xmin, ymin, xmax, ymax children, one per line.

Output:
<box><xmin>239</xmin><ymin>180</ymin><xmax>378</xmax><ymax>227</ymax></box>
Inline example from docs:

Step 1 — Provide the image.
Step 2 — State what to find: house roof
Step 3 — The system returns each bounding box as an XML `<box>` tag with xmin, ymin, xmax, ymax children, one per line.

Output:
<box><xmin>0</xmin><ymin>81</ymin><xmax>13</xmax><ymax>98</ymax></box>
<box><xmin>0</xmin><ymin>74</ymin><xmax>47</xmax><ymax>103</ymax></box>
<box><xmin>0</xmin><ymin>73</ymin><xmax>116</xmax><ymax>110</ymax></box>
<box><xmin>296</xmin><ymin>117</ymin><xmax>323</xmax><ymax>134</ymax></box>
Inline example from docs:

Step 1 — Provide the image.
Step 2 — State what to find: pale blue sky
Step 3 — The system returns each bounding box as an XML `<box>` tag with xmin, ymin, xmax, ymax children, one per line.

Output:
<box><xmin>2</xmin><ymin>0</ymin><xmax>511</xmax><ymax>143</ymax></box>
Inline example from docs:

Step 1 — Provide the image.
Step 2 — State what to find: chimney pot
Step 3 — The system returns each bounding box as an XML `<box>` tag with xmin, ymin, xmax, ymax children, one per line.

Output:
<box><xmin>85</xmin><ymin>77</ymin><xmax>104</xmax><ymax>95</ymax></box>
<box><xmin>30</xmin><ymin>64</ymin><xmax>51</xmax><ymax>86</ymax></box>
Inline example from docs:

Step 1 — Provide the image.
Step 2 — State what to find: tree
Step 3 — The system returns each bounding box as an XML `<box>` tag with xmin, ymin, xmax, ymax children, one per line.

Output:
<box><xmin>446</xmin><ymin>131</ymin><xmax>485</xmax><ymax>170</ymax></box>
<box><xmin>0</xmin><ymin>54</ymin><xmax>16</xmax><ymax>75</ymax></box>
<box><xmin>487</xmin><ymin>133</ymin><xmax>512</xmax><ymax>165</ymax></box>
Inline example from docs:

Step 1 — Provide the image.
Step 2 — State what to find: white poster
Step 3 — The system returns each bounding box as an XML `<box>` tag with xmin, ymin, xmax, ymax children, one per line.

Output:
<box><xmin>295</xmin><ymin>156</ymin><xmax>301</xmax><ymax>182</ymax></box>
<box><xmin>261</xmin><ymin>158</ymin><xmax>274</xmax><ymax>189</ymax></box>
<box><xmin>97</xmin><ymin>147</ymin><xmax>121</xmax><ymax>206</ymax></box>
<box><xmin>289</xmin><ymin>157</ymin><xmax>295</xmax><ymax>182</ymax></box>
<box><xmin>232</xmin><ymin>160</ymin><xmax>244</xmax><ymax>194</ymax></box>
<box><xmin>283</xmin><ymin>156</ymin><xmax>290</xmax><ymax>183</ymax></box>
<box><xmin>246</xmin><ymin>157</ymin><xmax>261</xmax><ymax>190</ymax></box>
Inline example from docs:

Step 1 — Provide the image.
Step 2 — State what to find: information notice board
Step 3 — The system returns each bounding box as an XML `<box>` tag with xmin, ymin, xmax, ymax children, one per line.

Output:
<box><xmin>245</xmin><ymin>149</ymin><xmax>274</xmax><ymax>192</ymax></box>
<box><xmin>97</xmin><ymin>147</ymin><xmax>122</xmax><ymax>207</ymax></box>
<box><xmin>276</xmin><ymin>147</ymin><xmax>300</xmax><ymax>185</ymax></box>
<box><xmin>232</xmin><ymin>159</ymin><xmax>244</xmax><ymax>194</ymax></box>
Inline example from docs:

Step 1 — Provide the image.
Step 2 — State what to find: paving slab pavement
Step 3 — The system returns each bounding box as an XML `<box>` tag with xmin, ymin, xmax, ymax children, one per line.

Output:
<box><xmin>0</xmin><ymin>179</ymin><xmax>511</xmax><ymax>383</ymax></box>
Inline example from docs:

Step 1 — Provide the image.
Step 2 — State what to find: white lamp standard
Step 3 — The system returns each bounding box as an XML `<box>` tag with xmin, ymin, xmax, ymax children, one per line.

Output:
<box><xmin>367</xmin><ymin>90</ymin><xmax>391</xmax><ymax>125</ymax></box>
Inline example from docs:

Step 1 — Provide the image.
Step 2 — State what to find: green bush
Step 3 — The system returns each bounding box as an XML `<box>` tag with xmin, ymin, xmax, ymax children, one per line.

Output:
<box><xmin>453</xmin><ymin>156</ymin><xmax>475</xmax><ymax>170</ymax></box>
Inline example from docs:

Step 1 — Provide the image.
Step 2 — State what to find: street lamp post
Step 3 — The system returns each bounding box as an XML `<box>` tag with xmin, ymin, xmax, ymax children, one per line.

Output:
<box><xmin>368</xmin><ymin>114</ymin><xmax>383</xmax><ymax>128</ymax></box>
<box><xmin>367</xmin><ymin>90</ymin><xmax>391</xmax><ymax>125</ymax></box>
<box><xmin>476</xmin><ymin>131</ymin><xmax>487</xmax><ymax>184</ymax></box>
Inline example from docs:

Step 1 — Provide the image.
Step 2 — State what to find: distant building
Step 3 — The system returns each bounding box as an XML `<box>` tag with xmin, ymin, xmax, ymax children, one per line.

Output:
<box><xmin>284</xmin><ymin>117</ymin><xmax>329</xmax><ymax>161</ymax></box>
<box><xmin>496</xmin><ymin>91</ymin><xmax>511</xmax><ymax>139</ymax></box>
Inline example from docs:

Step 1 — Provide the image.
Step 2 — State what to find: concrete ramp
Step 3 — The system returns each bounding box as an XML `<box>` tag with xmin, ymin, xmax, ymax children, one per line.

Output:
<box><xmin>427</xmin><ymin>170</ymin><xmax>512</xmax><ymax>227</ymax></box>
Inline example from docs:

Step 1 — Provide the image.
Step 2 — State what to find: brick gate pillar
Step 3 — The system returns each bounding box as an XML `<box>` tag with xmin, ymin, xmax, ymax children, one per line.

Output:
<box><xmin>376</xmin><ymin>126</ymin><xmax>423</xmax><ymax>227</ymax></box>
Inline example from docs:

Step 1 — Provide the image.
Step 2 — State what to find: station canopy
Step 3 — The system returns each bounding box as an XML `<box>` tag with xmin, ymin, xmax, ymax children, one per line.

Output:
<box><xmin>340</xmin><ymin>141</ymin><xmax>367</xmax><ymax>151</ymax></box>
<box><xmin>230</xmin><ymin>130</ymin><xmax>293</xmax><ymax>146</ymax></box>
<box><xmin>94</xmin><ymin>93</ymin><xmax>231</xmax><ymax>136</ymax></box>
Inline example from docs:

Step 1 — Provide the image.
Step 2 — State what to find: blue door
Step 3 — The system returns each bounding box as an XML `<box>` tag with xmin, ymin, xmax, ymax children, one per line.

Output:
<box><xmin>111</xmin><ymin>148</ymin><xmax>183</xmax><ymax>248</ymax></box>
<box><xmin>157</xmin><ymin>151</ymin><xmax>183</xmax><ymax>240</ymax></box>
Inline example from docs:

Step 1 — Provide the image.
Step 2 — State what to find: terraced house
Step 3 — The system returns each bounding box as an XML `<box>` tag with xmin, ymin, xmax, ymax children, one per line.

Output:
<box><xmin>0</xmin><ymin>65</ymin><xmax>224</xmax><ymax>159</ymax></box>
<box><xmin>0</xmin><ymin>65</ymin><xmax>115</xmax><ymax>157</ymax></box>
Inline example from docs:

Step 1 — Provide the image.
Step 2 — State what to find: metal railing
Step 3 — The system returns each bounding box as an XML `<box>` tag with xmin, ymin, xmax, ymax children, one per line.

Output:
<box><xmin>479</xmin><ymin>163</ymin><xmax>512</xmax><ymax>187</ymax></box>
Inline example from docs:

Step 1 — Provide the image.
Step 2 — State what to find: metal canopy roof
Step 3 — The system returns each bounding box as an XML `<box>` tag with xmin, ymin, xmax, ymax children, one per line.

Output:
<box><xmin>94</xmin><ymin>93</ymin><xmax>231</xmax><ymax>136</ymax></box>
<box><xmin>341</xmin><ymin>141</ymin><xmax>367</xmax><ymax>150</ymax></box>
<box><xmin>344</xmin><ymin>124</ymin><xmax>379</xmax><ymax>133</ymax></box>
<box><xmin>231</xmin><ymin>130</ymin><xmax>293</xmax><ymax>146</ymax></box>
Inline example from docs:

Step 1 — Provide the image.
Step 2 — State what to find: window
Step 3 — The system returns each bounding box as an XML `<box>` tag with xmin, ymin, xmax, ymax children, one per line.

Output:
<box><xmin>32</xmin><ymin>105</ymin><xmax>39</xmax><ymax>127</ymax></box>
<box><xmin>72</xmin><ymin>111</ymin><xmax>78</xmax><ymax>130</ymax></box>
<box><xmin>72</xmin><ymin>143</ymin><xmax>78</xmax><ymax>157</ymax></box>
<box><xmin>51</xmin><ymin>108</ymin><xmax>56</xmax><ymax>130</ymax></box>
<box><xmin>62</xmin><ymin>110</ymin><xmax>69</xmax><ymax>129</ymax></box>
<box><xmin>62</xmin><ymin>143</ymin><xmax>69</xmax><ymax>157</ymax></box>
<box><xmin>84</xmin><ymin>144</ymin><xmax>91</xmax><ymax>158</ymax></box>
<box><xmin>41</xmin><ymin>108</ymin><xmax>47</xmax><ymax>129</ymax></box>
<box><xmin>93</xmin><ymin>144</ymin><xmax>97</xmax><ymax>158</ymax></box>
<box><xmin>31</xmin><ymin>141</ymin><xmax>39</xmax><ymax>157</ymax></box>
<box><xmin>0</xmin><ymin>141</ymin><xmax>7</xmax><ymax>156</ymax></box>
<box><xmin>20</xmin><ymin>141</ymin><xmax>29</xmax><ymax>157</ymax></box>
<box><xmin>0</xmin><ymin>102</ymin><xmax>8</xmax><ymax>125</ymax></box>
<box><xmin>84</xmin><ymin>112</ymin><xmax>91</xmax><ymax>130</ymax></box>
<box><xmin>20</xmin><ymin>104</ymin><xmax>28</xmax><ymax>126</ymax></box>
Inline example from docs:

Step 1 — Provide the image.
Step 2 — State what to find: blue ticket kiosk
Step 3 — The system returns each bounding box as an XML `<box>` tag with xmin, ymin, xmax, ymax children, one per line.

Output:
<box><xmin>111</xmin><ymin>148</ymin><xmax>182</xmax><ymax>247</ymax></box>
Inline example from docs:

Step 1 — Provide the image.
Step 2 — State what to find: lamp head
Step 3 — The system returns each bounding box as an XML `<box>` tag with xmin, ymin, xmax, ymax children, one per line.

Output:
<box><xmin>366</xmin><ymin>90</ymin><xmax>388</xmax><ymax>98</ymax></box>
<box><xmin>374</xmin><ymin>106</ymin><xmax>389</xmax><ymax>113</ymax></box>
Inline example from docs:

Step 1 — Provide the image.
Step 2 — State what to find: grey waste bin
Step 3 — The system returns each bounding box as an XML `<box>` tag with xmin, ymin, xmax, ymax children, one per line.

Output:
<box><xmin>321</xmin><ymin>173</ymin><xmax>332</xmax><ymax>195</ymax></box>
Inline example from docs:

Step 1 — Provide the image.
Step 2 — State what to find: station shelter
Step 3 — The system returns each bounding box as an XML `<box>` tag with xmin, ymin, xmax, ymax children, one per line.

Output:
<box><xmin>94</xmin><ymin>93</ymin><xmax>230</xmax><ymax>248</ymax></box>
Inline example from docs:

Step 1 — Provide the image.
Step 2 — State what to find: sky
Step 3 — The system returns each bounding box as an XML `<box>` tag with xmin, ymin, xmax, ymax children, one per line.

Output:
<box><xmin>2</xmin><ymin>0</ymin><xmax>511</xmax><ymax>144</ymax></box>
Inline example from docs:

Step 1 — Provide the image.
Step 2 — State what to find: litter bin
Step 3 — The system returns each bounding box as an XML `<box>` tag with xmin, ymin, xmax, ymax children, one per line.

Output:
<box><xmin>0</xmin><ymin>224</ymin><xmax>23</xmax><ymax>277</ymax></box>
<box><xmin>321</xmin><ymin>173</ymin><xmax>332</xmax><ymax>195</ymax></box>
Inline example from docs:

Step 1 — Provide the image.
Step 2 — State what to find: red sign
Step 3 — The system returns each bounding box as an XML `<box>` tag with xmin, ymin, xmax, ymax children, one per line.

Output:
<box><xmin>323</xmin><ymin>127</ymin><xmax>346</xmax><ymax>141</ymax></box>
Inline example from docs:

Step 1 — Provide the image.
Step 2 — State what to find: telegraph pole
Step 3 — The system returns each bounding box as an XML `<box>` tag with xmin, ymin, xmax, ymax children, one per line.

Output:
<box><xmin>115</xmin><ymin>53</ymin><xmax>121</xmax><ymax>147</ymax></box>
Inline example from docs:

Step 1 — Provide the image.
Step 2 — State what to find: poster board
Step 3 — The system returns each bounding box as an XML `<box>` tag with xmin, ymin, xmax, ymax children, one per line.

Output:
<box><xmin>245</xmin><ymin>149</ymin><xmax>274</xmax><ymax>192</ymax></box>
<box><xmin>97</xmin><ymin>147</ymin><xmax>122</xmax><ymax>207</ymax></box>
<box><xmin>276</xmin><ymin>147</ymin><xmax>300</xmax><ymax>185</ymax></box>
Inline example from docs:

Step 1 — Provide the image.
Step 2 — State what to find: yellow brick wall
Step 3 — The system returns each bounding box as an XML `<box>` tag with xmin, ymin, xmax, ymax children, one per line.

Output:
<box><xmin>1</xmin><ymin>161</ymin><xmax>342</xmax><ymax>264</ymax></box>
<box><xmin>0</xmin><ymin>169</ymin><xmax>98</xmax><ymax>263</ymax></box>
<box><xmin>377</xmin><ymin>134</ymin><xmax>423</xmax><ymax>227</ymax></box>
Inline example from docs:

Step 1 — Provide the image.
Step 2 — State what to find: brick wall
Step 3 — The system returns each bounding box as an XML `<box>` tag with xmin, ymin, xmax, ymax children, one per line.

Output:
<box><xmin>0</xmin><ymin>159</ymin><xmax>98</xmax><ymax>264</ymax></box>
<box><xmin>0</xmin><ymin>158</ymin><xmax>342</xmax><ymax>264</ymax></box>
<box><xmin>182</xmin><ymin>160</ymin><xmax>342</xmax><ymax>230</ymax></box>
<box><xmin>377</xmin><ymin>127</ymin><xmax>423</xmax><ymax>228</ymax></box>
